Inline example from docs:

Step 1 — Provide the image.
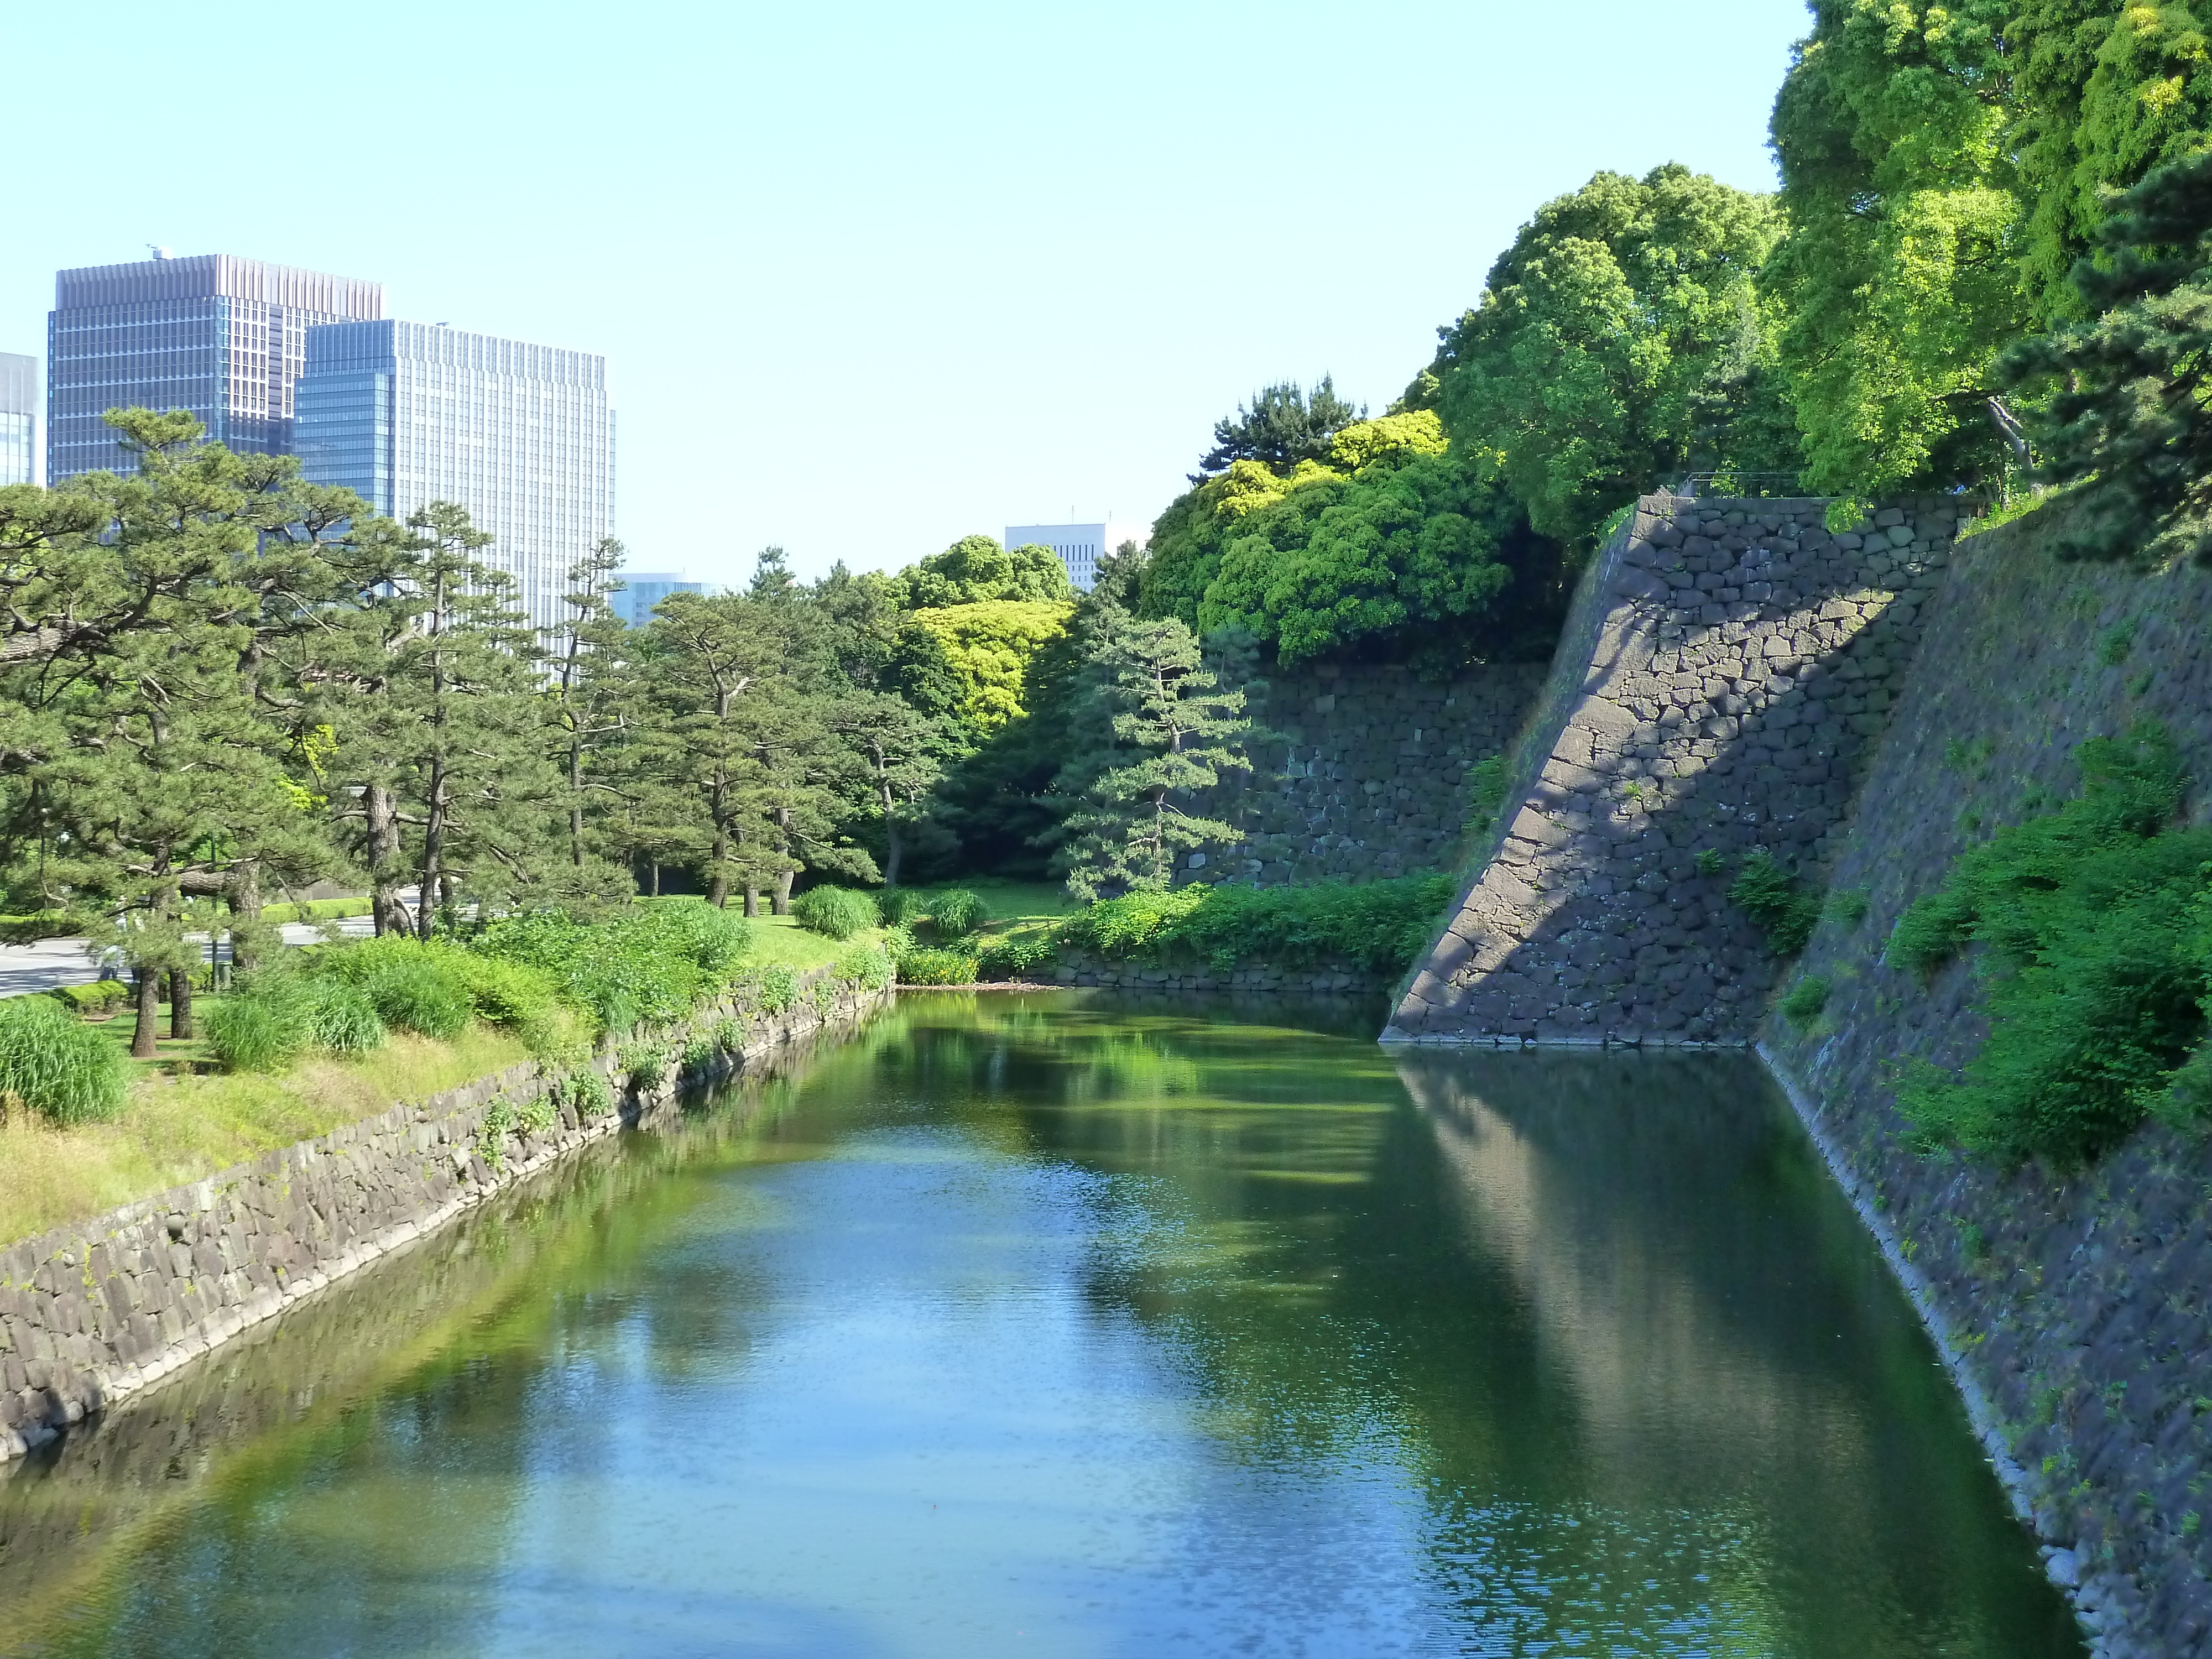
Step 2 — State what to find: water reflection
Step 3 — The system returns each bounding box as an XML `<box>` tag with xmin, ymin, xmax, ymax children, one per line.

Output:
<box><xmin>0</xmin><ymin>994</ymin><xmax>2077</xmax><ymax>1657</ymax></box>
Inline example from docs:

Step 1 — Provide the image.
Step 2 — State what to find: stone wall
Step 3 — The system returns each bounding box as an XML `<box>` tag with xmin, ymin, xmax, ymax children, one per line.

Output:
<box><xmin>1049</xmin><ymin>951</ymin><xmax>1382</xmax><ymax>997</ymax></box>
<box><xmin>1386</xmin><ymin>494</ymin><xmax>1960</xmax><ymax>1045</ymax></box>
<box><xmin>1757</xmin><ymin>515</ymin><xmax>2212</xmax><ymax>1659</ymax></box>
<box><xmin>1197</xmin><ymin>660</ymin><xmax>1545</xmax><ymax>886</ymax></box>
<box><xmin>0</xmin><ymin>969</ymin><xmax>890</xmax><ymax>1462</ymax></box>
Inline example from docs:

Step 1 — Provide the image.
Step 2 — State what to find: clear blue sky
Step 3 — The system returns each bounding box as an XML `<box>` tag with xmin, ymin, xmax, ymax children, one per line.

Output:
<box><xmin>2</xmin><ymin>1</ymin><xmax>1807</xmax><ymax>586</ymax></box>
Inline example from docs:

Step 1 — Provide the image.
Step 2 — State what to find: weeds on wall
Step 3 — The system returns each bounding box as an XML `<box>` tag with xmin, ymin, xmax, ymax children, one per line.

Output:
<box><xmin>1731</xmin><ymin>851</ymin><xmax>1823</xmax><ymax>954</ymax></box>
<box><xmin>1888</xmin><ymin>724</ymin><xmax>2212</xmax><ymax>1163</ymax></box>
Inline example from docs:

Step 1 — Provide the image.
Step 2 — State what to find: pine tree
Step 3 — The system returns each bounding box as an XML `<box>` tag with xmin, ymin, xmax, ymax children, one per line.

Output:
<box><xmin>545</xmin><ymin>536</ymin><xmax>639</xmax><ymax>912</ymax></box>
<box><xmin>2002</xmin><ymin>149</ymin><xmax>2212</xmax><ymax>564</ymax></box>
<box><xmin>1053</xmin><ymin>617</ymin><xmax>1251</xmax><ymax>900</ymax></box>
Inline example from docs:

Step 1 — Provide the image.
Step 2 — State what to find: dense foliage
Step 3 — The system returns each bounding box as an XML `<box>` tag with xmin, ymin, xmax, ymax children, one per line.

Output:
<box><xmin>1890</xmin><ymin>728</ymin><xmax>2212</xmax><ymax>1162</ymax></box>
<box><xmin>1061</xmin><ymin>874</ymin><xmax>1455</xmax><ymax>976</ymax></box>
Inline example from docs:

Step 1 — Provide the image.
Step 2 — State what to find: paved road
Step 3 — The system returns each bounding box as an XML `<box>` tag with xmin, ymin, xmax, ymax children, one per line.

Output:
<box><xmin>0</xmin><ymin>905</ymin><xmax>389</xmax><ymax>1000</ymax></box>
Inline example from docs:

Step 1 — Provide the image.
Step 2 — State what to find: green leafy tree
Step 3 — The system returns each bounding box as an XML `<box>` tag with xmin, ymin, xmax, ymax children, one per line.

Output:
<box><xmin>2002</xmin><ymin>147</ymin><xmax>2212</xmax><ymax>562</ymax></box>
<box><xmin>885</xmin><ymin>535</ymin><xmax>1074</xmax><ymax>609</ymax></box>
<box><xmin>2011</xmin><ymin>1</ymin><xmax>2212</xmax><ymax>321</ymax></box>
<box><xmin>545</xmin><ymin>536</ymin><xmax>640</xmax><ymax>912</ymax></box>
<box><xmin>1053</xmin><ymin>618</ymin><xmax>1252</xmax><ymax>900</ymax></box>
<box><xmin>1434</xmin><ymin>164</ymin><xmax>1798</xmax><ymax>547</ymax></box>
<box><xmin>1766</xmin><ymin>1</ymin><xmax>2032</xmax><ymax>498</ymax></box>
<box><xmin>826</xmin><ymin>691</ymin><xmax>950</xmax><ymax>888</ymax></box>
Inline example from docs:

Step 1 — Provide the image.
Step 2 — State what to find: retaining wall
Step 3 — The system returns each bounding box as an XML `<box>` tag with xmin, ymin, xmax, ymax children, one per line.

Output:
<box><xmin>1196</xmin><ymin>660</ymin><xmax>1546</xmax><ymax>886</ymax></box>
<box><xmin>1387</xmin><ymin>494</ymin><xmax>1960</xmax><ymax>1045</ymax></box>
<box><xmin>1756</xmin><ymin>514</ymin><xmax>2212</xmax><ymax>1659</ymax></box>
<box><xmin>0</xmin><ymin>970</ymin><xmax>890</xmax><ymax>1461</ymax></box>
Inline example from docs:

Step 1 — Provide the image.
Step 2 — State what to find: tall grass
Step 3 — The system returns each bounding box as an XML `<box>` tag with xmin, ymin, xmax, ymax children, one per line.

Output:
<box><xmin>791</xmin><ymin>885</ymin><xmax>879</xmax><ymax>941</ymax></box>
<box><xmin>0</xmin><ymin>997</ymin><xmax>129</xmax><ymax>1125</ymax></box>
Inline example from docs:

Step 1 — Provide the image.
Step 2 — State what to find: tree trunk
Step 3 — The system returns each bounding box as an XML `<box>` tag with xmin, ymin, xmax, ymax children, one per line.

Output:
<box><xmin>744</xmin><ymin>883</ymin><xmax>760</xmax><ymax>918</ymax></box>
<box><xmin>366</xmin><ymin>784</ymin><xmax>410</xmax><ymax>937</ymax></box>
<box><xmin>707</xmin><ymin>829</ymin><xmax>729</xmax><ymax>907</ymax></box>
<box><xmin>418</xmin><ymin>760</ymin><xmax>447</xmax><ymax>940</ymax></box>
<box><xmin>884</xmin><ymin>820</ymin><xmax>903</xmax><ymax>890</ymax></box>
<box><xmin>773</xmin><ymin>867</ymin><xmax>795</xmax><ymax>917</ymax></box>
<box><xmin>229</xmin><ymin>859</ymin><xmax>265</xmax><ymax>970</ymax></box>
<box><xmin>131</xmin><ymin>969</ymin><xmax>160</xmax><ymax>1059</ymax></box>
<box><xmin>168</xmin><ymin>966</ymin><xmax>194</xmax><ymax>1040</ymax></box>
<box><xmin>650</xmin><ymin>861</ymin><xmax>661</xmax><ymax>898</ymax></box>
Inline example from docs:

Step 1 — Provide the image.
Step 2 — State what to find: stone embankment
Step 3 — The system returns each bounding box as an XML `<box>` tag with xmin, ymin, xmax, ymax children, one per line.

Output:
<box><xmin>1756</xmin><ymin>516</ymin><xmax>2212</xmax><ymax>1659</ymax></box>
<box><xmin>1387</xmin><ymin>493</ymin><xmax>1959</xmax><ymax>1046</ymax></box>
<box><xmin>1049</xmin><ymin>952</ymin><xmax>1380</xmax><ymax>996</ymax></box>
<box><xmin>0</xmin><ymin>969</ymin><xmax>890</xmax><ymax>1462</ymax></box>
<box><xmin>1198</xmin><ymin>660</ymin><xmax>1545</xmax><ymax>886</ymax></box>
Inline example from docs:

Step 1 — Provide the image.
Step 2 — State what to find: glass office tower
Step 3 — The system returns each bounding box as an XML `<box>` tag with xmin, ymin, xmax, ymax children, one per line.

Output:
<box><xmin>46</xmin><ymin>254</ymin><xmax>382</xmax><ymax>481</ymax></box>
<box><xmin>297</xmin><ymin>320</ymin><xmax>613</xmax><ymax>631</ymax></box>
<box><xmin>611</xmin><ymin>573</ymin><xmax>707</xmax><ymax>626</ymax></box>
<box><xmin>0</xmin><ymin>354</ymin><xmax>35</xmax><ymax>486</ymax></box>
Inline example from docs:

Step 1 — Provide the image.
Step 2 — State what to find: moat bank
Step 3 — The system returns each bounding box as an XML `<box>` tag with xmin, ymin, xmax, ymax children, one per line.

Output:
<box><xmin>0</xmin><ymin>995</ymin><xmax>2074</xmax><ymax>1657</ymax></box>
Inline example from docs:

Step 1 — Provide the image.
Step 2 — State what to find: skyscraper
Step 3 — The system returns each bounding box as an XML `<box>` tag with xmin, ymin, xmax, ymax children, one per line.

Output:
<box><xmin>1003</xmin><ymin>521</ymin><xmax>1151</xmax><ymax>593</ymax></box>
<box><xmin>46</xmin><ymin>253</ymin><xmax>382</xmax><ymax>482</ymax></box>
<box><xmin>0</xmin><ymin>354</ymin><xmax>36</xmax><ymax>487</ymax></box>
<box><xmin>296</xmin><ymin>320</ymin><xmax>614</xmax><ymax>630</ymax></box>
<box><xmin>611</xmin><ymin>572</ymin><xmax>708</xmax><ymax>627</ymax></box>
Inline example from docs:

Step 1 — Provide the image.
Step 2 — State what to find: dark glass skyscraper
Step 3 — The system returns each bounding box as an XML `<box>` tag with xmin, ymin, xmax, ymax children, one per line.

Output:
<box><xmin>46</xmin><ymin>254</ymin><xmax>382</xmax><ymax>481</ymax></box>
<box><xmin>298</xmin><ymin>320</ymin><xmax>613</xmax><ymax>630</ymax></box>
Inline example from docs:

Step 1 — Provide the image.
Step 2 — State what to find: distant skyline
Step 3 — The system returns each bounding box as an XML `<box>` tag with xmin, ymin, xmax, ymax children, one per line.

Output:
<box><xmin>1</xmin><ymin>1</ymin><xmax>1804</xmax><ymax>586</ymax></box>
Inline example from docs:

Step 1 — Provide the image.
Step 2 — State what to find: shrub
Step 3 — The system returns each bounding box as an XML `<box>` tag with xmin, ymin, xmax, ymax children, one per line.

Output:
<box><xmin>49</xmin><ymin>980</ymin><xmax>129</xmax><ymax>1018</ymax></box>
<box><xmin>791</xmin><ymin>885</ymin><xmax>879</xmax><ymax>941</ymax></box>
<box><xmin>833</xmin><ymin>946</ymin><xmax>895</xmax><ymax>992</ymax></box>
<box><xmin>1780</xmin><ymin>975</ymin><xmax>1830</xmax><ymax>1027</ymax></box>
<box><xmin>319</xmin><ymin>938</ymin><xmax>473</xmax><ymax>1040</ymax></box>
<box><xmin>565</xmin><ymin>1067</ymin><xmax>615</xmax><ymax>1120</ymax></box>
<box><xmin>757</xmin><ymin>964</ymin><xmax>800</xmax><ymax>1014</ymax></box>
<box><xmin>472</xmin><ymin>900</ymin><xmax>752</xmax><ymax>1035</ymax></box>
<box><xmin>516</xmin><ymin>1089</ymin><xmax>556</xmax><ymax>1135</ymax></box>
<box><xmin>306</xmin><ymin>978</ymin><xmax>385</xmax><ymax>1055</ymax></box>
<box><xmin>1891</xmin><ymin>726</ymin><xmax>2212</xmax><ymax>1162</ymax></box>
<box><xmin>880</xmin><ymin>889</ymin><xmax>932</xmax><ymax>927</ymax></box>
<box><xmin>1730</xmin><ymin>852</ymin><xmax>1821</xmax><ymax>954</ymax></box>
<box><xmin>0</xmin><ymin>996</ymin><xmax>129</xmax><ymax>1125</ymax></box>
<box><xmin>620</xmin><ymin>1041</ymin><xmax>667</xmax><ymax>1091</ymax></box>
<box><xmin>974</xmin><ymin>930</ymin><xmax>1060</xmax><ymax>982</ymax></box>
<box><xmin>711</xmin><ymin>1017</ymin><xmax>745</xmax><ymax>1054</ymax></box>
<box><xmin>1065</xmin><ymin>874</ymin><xmax>1455</xmax><ymax>975</ymax></box>
<box><xmin>898</xmin><ymin>948</ymin><xmax>979</xmax><ymax>985</ymax></box>
<box><xmin>206</xmin><ymin>978</ymin><xmax>314</xmax><ymax>1072</ymax></box>
<box><xmin>927</xmin><ymin>889</ymin><xmax>988</xmax><ymax>938</ymax></box>
<box><xmin>681</xmin><ymin>1031</ymin><xmax>720</xmax><ymax>1072</ymax></box>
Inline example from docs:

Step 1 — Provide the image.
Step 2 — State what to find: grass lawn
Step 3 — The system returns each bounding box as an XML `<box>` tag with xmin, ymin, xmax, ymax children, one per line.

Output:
<box><xmin>1</xmin><ymin>1001</ymin><xmax>532</xmax><ymax>1246</ymax></box>
<box><xmin>744</xmin><ymin>915</ymin><xmax>896</xmax><ymax>971</ymax></box>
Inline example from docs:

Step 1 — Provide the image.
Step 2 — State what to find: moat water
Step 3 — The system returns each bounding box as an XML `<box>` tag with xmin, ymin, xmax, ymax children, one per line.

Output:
<box><xmin>0</xmin><ymin>993</ymin><xmax>2079</xmax><ymax>1657</ymax></box>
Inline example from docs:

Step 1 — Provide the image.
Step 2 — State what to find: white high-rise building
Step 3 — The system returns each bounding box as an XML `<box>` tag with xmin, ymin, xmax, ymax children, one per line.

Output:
<box><xmin>0</xmin><ymin>353</ymin><xmax>36</xmax><ymax>487</ymax></box>
<box><xmin>1004</xmin><ymin>520</ymin><xmax>1150</xmax><ymax>593</ymax></box>
<box><xmin>295</xmin><ymin>320</ymin><xmax>613</xmax><ymax>631</ymax></box>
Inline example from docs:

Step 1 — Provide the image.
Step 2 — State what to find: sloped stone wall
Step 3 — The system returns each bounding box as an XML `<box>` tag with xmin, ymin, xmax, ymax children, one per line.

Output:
<box><xmin>1757</xmin><ymin>517</ymin><xmax>2212</xmax><ymax>1659</ymax></box>
<box><xmin>1198</xmin><ymin>661</ymin><xmax>1545</xmax><ymax>886</ymax></box>
<box><xmin>0</xmin><ymin>970</ymin><xmax>890</xmax><ymax>1461</ymax></box>
<box><xmin>1386</xmin><ymin>493</ymin><xmax>1961</xmax><ymax>1045</ymax></box>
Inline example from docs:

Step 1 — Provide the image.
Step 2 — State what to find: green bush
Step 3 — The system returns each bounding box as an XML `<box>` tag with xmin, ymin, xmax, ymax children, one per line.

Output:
<box><xmin>319</xmin><ymin>938</ymin><xmax>473</xmax><ymax>1040</ymax></box>
<box><xmin>1463</xmin><ymin>755</ymin><xmax>1509</xmax><ymax>838</ymax></box>
<box><xmin>927</xmin><ymin>889</ymin><xmax>988</xmax><ymax>938</ymax></box>
<box><xmin>833</xmin><ymin>945</ymin><xmax>895</xmax><ymax>992</ymax></box>
<box><xmin>757</xmin><ymin>964</ymin><xmax>801</xmax><ymax>1014</ymax></box>
<box><xmin>880</xmin><ymin>889</ymin><xmax>933</xmax><ymax>927</ymax></box>
<box><xmin>1730</xmin><ymin>851</ymin><xmax>1822</xmax><ymax>954</ymax></box>
<box><xmin>681</xmin><ymin>1031</ymin><xmax>720</xmax><ymax>1072</ymax></box>
<box><xmin>48</xmin><ymin>980</ymin><xmax>129</xmax><ymax>1018</ymax></box>
<box><xmin>898</xmin><ymin>947</ymin><xmax>978</xmax><ymax>985</ymax></box>
<box><xmin>1065</xmin><ymin>874</ymin><xmax>1455</xmax><ymax>975</ymax></box>
<box><xmin>975</xmin><ymin>930</ymin><xmax>1060</xmax><ymax>981</ymax></box>
<box><xmin>620</xmin><ymin>1041</ymin><xmax>667</xmax><ymax>1091</ymax></box>
<box><xmin>1890</xmin><ymin>726</ymin><xmax>2212</xmax><ymax>1162</ymax></box>
<box><xmin>791</xmin><ymin>885</ymin><xmax>879</xmax><ymax>941</ymax></box>
<box><xmin>1780</xmin><ymin>975</ymin><xmax>1830</xmax><ymax>1027</ymax></box>
<box><xmin>565</xmin><ymin>1067</ymin><xmax>615</xmax><ymax>1120</ymax></box>
<box><xmin>473</xmin><ymin>901</ymin><xmax>752</xmax><ymax>1034</ymax></box>
<box><xmin>516</xmin><ymin>1089</ymin><xmax>556</xmax><ymax>1135</ymax></box>
<box><xmin>0</xmin><ymin>995</ymin><xmax>129</xmax><ymax>1124</ymax></box>
<box><xmin>306</xmin><ymin>978</ymin><xmax>385</xmax><ymax>1055</ymax></box>
<box><xmin>206</xmin><ymin>976</ymin><xmax>315</xmax><ymax>1072</ymax></box>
